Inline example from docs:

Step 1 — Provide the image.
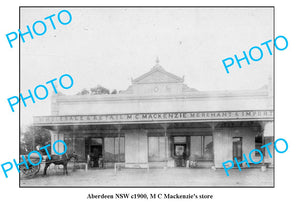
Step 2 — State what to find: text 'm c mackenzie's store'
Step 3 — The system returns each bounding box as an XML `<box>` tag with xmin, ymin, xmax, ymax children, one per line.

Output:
<box><xmin>33</xmin><ymin>61</ymin><xmax>274</xmax><ymax>169</ymax></box>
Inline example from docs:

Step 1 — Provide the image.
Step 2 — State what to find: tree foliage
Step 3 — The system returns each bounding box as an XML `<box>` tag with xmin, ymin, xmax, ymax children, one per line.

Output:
<box><xmin>76</xmin><ymin>85</ymin><xmax>118</xmax><ymax>95</ymax></box>
<box><xmin>111</xmin><ymin>89</ymin><xmax>117</xmax><ymax>94</ymax></box>
<box><xmin>90</xmin><ymin>84</ymin><xmax>110</xmax><ymax>95</ymax></box>
<box><xmin>76</xmin><ymin>88</ymin><xmax>90</xmax><ymax>95</ymax></box>
<box><xmin>21</xmin><ymin>126</ymin><xmax>51</xmax><ymax>155</ymax></box>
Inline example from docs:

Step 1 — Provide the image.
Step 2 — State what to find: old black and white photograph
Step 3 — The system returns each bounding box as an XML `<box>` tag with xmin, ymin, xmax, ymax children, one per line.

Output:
<box><xmin>19</xmin><ymin>7</ymin><xmax>274</xmax><ymax>187</ymax></box>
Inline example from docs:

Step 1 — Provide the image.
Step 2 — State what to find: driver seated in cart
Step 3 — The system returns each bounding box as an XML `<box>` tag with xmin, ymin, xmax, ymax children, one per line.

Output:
<box><xmin>35</xmin><ymin>144</ymin><xmax>51</xmax><ymax>161</ymax></box>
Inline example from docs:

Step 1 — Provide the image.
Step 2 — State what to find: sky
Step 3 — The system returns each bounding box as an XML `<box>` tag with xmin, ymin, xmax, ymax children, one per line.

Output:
<box><xmin>20</xmin><ymin>7</ymin><xmax>273</xmax><ymax>127</ymax></box>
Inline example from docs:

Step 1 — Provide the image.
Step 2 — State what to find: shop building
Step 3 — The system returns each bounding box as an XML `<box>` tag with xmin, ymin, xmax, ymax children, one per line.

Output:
<box><xmin>33</xmin><ymin>61</ymin><xmax>274</xmax><ymax>169</ymax></box>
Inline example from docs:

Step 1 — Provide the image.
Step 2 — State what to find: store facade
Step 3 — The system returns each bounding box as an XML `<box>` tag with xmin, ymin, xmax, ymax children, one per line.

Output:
<box><xmin>33</xmin><ymin>62</ymin><xmax>274</xmax><ymax>169</ymax></box>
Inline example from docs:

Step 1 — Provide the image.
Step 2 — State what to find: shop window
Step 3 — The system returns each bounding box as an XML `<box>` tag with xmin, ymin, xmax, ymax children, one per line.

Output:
<box><xmin>255</xmin><ymin>135</ymin><xmax>264</xmax><ymax>156</ymax></box>
<box><xmin>64</xmin><ymin>135</ymin><xmax>73</xmax><ymax>154</ymax></box>
<box><xmin>115</xmin><ymin>137</ymin><xmax>125</xmax><ymax>162</ymax></box>
<box><xmin>190</xmin><ymin>136</ymin><xmax>213</xmax><ymax>161</ymax></box>
<box><xmin>75</xmin><ymin>138</ymin><xmax>85</xmax><ymax>161</ymax></box>
<box><xmin>148</xmin><ymin>136</ymin><xmax>166</xmax><ymax>162</ymax></box>
<box><xmin>104</xmin><ymin>137</ymin><xmax>125</xmax><ymax>162</ymax></box>
<box><xmin>54</xmin><ymin>134</ymin><xmax>68</xmax><ymax>155</ymax></box>
<box><xmin>104</xmin><ymin>138</ymin><xmax>114</xmax><ymax>162</ymax></box>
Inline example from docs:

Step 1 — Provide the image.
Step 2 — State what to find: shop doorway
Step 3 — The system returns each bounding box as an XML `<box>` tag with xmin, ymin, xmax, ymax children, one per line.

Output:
<box><xmin>172</xmin><ymin>136</ymin><xmax>188</xmax><ymax>167</ymax></box>
<box><xmin>90</xmin><ymin>145</ymin><xmax>102</xmax><ymax>167</ymax></box>
<box><xmin>88</xmin><ymin>138</ymin><xmax>103</xmax><ymax>168</ymax></box>
<box><xmin>233</xmin><ymin>137</ymin><xmax>243</xmax><ymax>162</ymax></box>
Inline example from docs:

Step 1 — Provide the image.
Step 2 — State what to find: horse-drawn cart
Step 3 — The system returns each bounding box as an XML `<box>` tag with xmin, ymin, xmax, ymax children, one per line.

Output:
<box><xmin>20</xmin><ymin>153</ymin><xmax>78</xmax><ymax>177</ymax></box>
<box><xmin>20</xmin><ymin>158</ymin><xmax>40</xmax><ymax>177</ymax></box>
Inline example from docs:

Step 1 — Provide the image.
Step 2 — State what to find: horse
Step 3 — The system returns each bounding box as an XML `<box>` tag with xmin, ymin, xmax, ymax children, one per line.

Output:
<box><xmin>43</xmin><ymin>152</ymin><xmax>79</xmax><ymax>176</ymax></box>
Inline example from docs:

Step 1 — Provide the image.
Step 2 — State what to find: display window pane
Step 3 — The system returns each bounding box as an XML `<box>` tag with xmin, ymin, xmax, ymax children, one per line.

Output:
<box><xmin>203</xmin><ymin>136</ymin><xmax>213</xmax><ymax>160</ymax></box>
<box><xmin>114</xmin><ymin>138</ymin><xmax>120</xmax><ymax>159</ymax></box>
<box><xmin>114</xmin><ymin>137</ymin><xmax>125</xmax><ymax>162</ymax></box>
<box><xmin>159</xmin><ymin>137</ymin><xmax>166</xmax><ymax>159</ymax></box>
<box><xmin>148</xmin><ymin>137</ymin><xmax>159</xmax><ymax>161</ymax></box>
<box><xmin>64</xmin><ymin>136</ymin><xmax>73</xmax><ymax>154</ymax></box>
<box><xmin>104</xmin><ymin>137</ymin><xmax>125</xmax><ymax>162</ymax></box>
<box><xmin>190</xmin><ymin>136</ymin><xmax>213</xmax><ymax>161</ymax></box>
<box><xmin>119</xmin><ymin>137</ymin><xmax>125</xmax><ymax>162</ymax></box>
<box><xmin>104</xmin><ymin>138</ymin><xmax>115</xmax><ymax>162</ymax></box>
<box><xmin>74</xmin><ymin>138</ymin><xmax>85</xmax><ymax>161</ymax></box>
<box><xmin>190</xmin><ymin>136</ymin><xmax>202</xmax><ymax>159</ymax></box>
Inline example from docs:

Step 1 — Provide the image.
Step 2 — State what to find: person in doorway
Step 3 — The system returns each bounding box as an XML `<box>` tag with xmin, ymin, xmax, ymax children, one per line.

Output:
<box><xmin>182</xmin><ymin>150</ymin><xmax>187</xmax><ymax>167</ymax></box>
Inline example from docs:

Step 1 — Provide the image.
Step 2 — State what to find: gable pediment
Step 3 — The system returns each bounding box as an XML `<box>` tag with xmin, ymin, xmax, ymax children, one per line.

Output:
<box><xmin>132</xmin><ymin>64</ymin><xmax>184</xmax><ymax>84</ymax></box>
<box><xmin>121</xmin><ymin>62</ymin><xmax>199</xmax><ymax>95</ymax></box>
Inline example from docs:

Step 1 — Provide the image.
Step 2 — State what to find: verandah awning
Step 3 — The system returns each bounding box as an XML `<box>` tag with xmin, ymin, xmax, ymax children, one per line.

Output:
<box><xmin>33</xmin><ymin>110</ymin><xmax>273</xmax><ymax>126</ymax></box>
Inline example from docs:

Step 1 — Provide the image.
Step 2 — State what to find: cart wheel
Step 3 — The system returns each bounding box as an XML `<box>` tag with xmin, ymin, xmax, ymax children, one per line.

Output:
<box><xmin>20</xmin><ymin>164</ymin><xmax>40</xmax><ymax>177</ymax></box>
